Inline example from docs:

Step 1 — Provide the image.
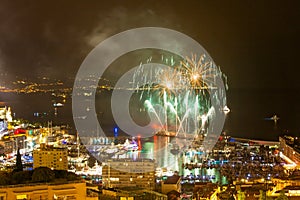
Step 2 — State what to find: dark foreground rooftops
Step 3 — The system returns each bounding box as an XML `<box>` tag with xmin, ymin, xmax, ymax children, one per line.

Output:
<box><xmin>164</xmin><ymin>175</ymin><xmax>180</xmax><ymax>184</ymax></box>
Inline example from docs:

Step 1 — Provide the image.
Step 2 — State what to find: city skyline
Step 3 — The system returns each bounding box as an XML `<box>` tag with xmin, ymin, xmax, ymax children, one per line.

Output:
<box><xmin>0</xmin><ymin>1</ymin><xmax>300</xmax><ymax>141</ymax></box>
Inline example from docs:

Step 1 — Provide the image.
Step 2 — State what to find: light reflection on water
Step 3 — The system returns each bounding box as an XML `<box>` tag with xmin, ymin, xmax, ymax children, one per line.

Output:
<box><xmin>125</xmin><ymin>136</ymin><xmax>227</xmax><ymax>185</ymax></box>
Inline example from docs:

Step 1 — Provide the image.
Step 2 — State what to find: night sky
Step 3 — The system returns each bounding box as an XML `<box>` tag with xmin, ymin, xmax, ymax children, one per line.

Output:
<box><xmin>0</xmin><ymin>1</ymin><xmax>299</xmax><ymax>140</ymax></box>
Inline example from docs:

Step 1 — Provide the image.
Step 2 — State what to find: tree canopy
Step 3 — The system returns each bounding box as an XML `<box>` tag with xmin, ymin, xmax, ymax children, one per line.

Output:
<box><xmin>32</xmin><ymin>167</ymin><xmax>56</xmax><ymax>182</ymax></box>
<box><xmin>0</xmin><ymin>167</ymin><xmax>80</xmax><ymax>185</ymax></box>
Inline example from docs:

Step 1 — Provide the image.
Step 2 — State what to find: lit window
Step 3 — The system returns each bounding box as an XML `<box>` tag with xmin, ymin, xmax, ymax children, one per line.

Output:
<box><xmin>16</xmin><ymin>194</ymin><xmax>27</xmax><ymax>199</ymax></box>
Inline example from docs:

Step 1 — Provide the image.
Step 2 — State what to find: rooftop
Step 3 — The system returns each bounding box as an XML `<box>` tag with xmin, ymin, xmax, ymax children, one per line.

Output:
<box><xmin>164</xmin><ymin>175</ymin><xmax>180</xmax><ymax>184</ymax></box>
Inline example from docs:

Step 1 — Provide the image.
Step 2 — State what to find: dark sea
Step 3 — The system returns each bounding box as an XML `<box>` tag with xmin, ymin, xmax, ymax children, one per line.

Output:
<box><xmin>1</xmin><ymin>88</ymin><xmax>300</xmax><ymax>141</ymax></box>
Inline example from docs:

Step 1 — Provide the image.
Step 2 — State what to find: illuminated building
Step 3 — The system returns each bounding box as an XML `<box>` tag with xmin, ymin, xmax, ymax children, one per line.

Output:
<box><xmin>3</xmin><ymin>135</ymin><xmax>27</xmax><ymax>154</ymax></box>
<box><xmin>0</xmin><ymin>181</ymin><xmax>98</xmax><ymax>200</ymax></box>
<box><xmin>102</xmin><ymin>159</ymin><xmax>155</xmax><ymax>190</ymax></box>
<box><xmin>0</xmin><ymin>106</ymin><xmax>12</xmax><ymax>134</ymax></box>
<box><xmin>33</xmin><ymin>143</ymin><xmax>68</xmax><ymax>170</ymax></box>
<box><xmin>0</xmin><ymin>106</ymin><xmax>12</xmax><ymax>122</ymax></box>
<box><xmin>279</xmin><ymin>136</ymin><xmax>300</xmax><ymax>165</ymax></box>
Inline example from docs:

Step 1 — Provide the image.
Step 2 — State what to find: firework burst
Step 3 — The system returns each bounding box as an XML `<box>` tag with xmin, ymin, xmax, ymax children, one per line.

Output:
<box><xmin>180</xmin><ymin>54</ymin><xmax>216</xmax><ymax>90</ymax></box>
<box><xmin>153</xmin><ymin>67</ymin><xmax>185</xmax><ymax>97</ymax></box>
<box><xmin>131</xmin><ymin>53</ymin><xmax>226</xmax><ymax>137</ymax></box>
